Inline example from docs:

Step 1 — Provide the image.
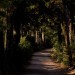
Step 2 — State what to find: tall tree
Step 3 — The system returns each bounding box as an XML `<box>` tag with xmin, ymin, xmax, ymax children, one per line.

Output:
<box><xmin>62</xmin><ymin>0</ymin><xmax>73</xmax><ymax>66</ymax></box>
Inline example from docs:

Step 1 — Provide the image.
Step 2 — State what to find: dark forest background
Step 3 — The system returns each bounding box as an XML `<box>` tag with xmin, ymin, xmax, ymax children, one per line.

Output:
<box><xmin>0</xmin><ymin>0</ymin><xmax>75</xmax><ymax>75</ymax></box>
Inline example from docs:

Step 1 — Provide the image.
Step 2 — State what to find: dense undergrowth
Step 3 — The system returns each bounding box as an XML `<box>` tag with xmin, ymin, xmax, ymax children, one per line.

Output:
<box><xmin>6</xmin><ymin>36</ymin><xmax>45</xmax><ymax>74</ymax></box>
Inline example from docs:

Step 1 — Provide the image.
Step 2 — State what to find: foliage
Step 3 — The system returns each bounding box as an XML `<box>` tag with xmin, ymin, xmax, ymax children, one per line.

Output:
<box><xmin>19</xmin><ymin>36</ymin><xmax>33</xmax><ymax>60</ymax></box>
<box><xmin>0</xmin><ymin>0</ymin><xmax>75</xmax><ymax>74</ymax></box>
<box><xmin>19</xmin><ymin>37</ymin><xmax>32</xmax><ymax>50</ymax></box>
<box><xmin>53</xmin><ymin>41</ymin><xmax>63</xmax><ymax>62</ymax></box>
<box><xmin>10</xmin><ymin>37</ymin><xmax>34</xmax><ymax>73</ymax></box>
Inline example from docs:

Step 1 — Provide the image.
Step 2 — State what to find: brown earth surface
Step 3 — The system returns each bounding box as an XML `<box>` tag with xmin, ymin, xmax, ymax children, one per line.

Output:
<box><xmin>22</xmin><ymin>48</ymin><xmax>73</xmax><ymax>75</ymax></box>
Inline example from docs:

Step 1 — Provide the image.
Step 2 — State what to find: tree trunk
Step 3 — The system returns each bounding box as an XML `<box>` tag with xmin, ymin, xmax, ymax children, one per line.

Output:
<box><xmin>57</xmin><ymin>23</ymin><xmax>62</xmax><ymax>45</ymax></box>
<box><xmin>0</xmin><ymin>31</ymin><xmax>4</xmax><ymax>52</ymax></box>
<box><xmin>35</xmin><ymin>31</ymin><xmax>38</xmax><ymax>44</ymax></box>
<box><xmin>6</xmin><ymin>26</ymin><xmax>13</xmax><ymax>52</ymax></box>
<box><xmin>42</xmin><ymin>31</ymin><xmax>44</xmax><ymax>43</ymax></box>
<box><xmin>64</xmin><ymin>5</ymin><xmax>72</xmax><ymax>66</ymax></box>
<box><xmin>14</xmin><ymin>24</ymin><xmax>20</xmax><ymax>49</ymax></box>
<box><xmin>70</xmin><ymin>5</ymin><xmax>75</xmax><ymax>43</ymax></box>
<box><xmin>6</xmin><ymin>14</ymin><xmax>13</xmax><ymax>55</ymax></box>
<box><xmin>62</xmin><ymin>0</ymin><xmax>72</xmax><ymax>66</ymax></box>
<box><xmin>4</xmin><ymin>30</ymin><xmax>7</xmax><ymax>49</ymax></box>
<box><xmin>69</xmin><ymin>22</ymin><xmax>72</xmax><ymax>45</ymax></box>
<box><xmin>0</xmin><ymin>30</ymin><xmax>4</xmax><ymax>73</ymax></box>
<box><xmin>61</xmin><ymin>22</ymin><xmax>66</xmax><ymax>44</ymax></box>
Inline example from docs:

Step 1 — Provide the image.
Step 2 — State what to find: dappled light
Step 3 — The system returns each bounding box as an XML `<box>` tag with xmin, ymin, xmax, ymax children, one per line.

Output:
<box><xmin>67</xmin><ymin>70</ymin><xmax>75</xmax><ymax>75</ymax></box>
<box><xmin>25</xmin><ymin>49</ymin><xmax>67</xmax><ymax>75</ymax></box>
<box><xmin>0</xmin><ymin>0</ymin><xmax>75</xmax><ymax>75</ymax></box>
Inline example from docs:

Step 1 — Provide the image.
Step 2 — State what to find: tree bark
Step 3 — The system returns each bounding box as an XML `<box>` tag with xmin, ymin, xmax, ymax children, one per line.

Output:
<box><xmin>62</xmin><ymin>0</ymin><xmax>72</xmax><ymax>66</ymax></box>
<box><xmin>42</xmin><ymin>31</ymin><xmax>44</xmax><ymax>43</ymax></box>
<box><xmin>69</xmin><ymin>22</ymin><xmax>72</xmax><ymax>45</ymax></box>
<box><xmin>0</xmin><ymin>30</ymin><xmax>4</xmax><ymax>74</ymax></box>
<box><xmin>57</xmin><ymin>22</ymin><xmax>62</xmax><ymax>44</ymax></box>
<box><xmin>64</xmin><ymin>5</ymin><xmax>72</xmax><ymax>66</ymax></box>
<box><xmin>35</xmin><ymin>31</ymin><xmax>38</xmax><ymax>44</ymax></box>
<box><xmin>6</xmin><ymin>14</ymin><xmax>13</xmax><ymax>55</ymax></box>
<box><xmin>14</xmin><ymin>23</ymin><xmax>20</xmax><ymax>49</ymax></box>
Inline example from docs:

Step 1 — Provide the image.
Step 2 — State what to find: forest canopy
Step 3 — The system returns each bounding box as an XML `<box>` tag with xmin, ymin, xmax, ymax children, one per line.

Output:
<box><xmin>0</xmin><ymin>0</ymin><xmax>75</xmax><ymax>74</ymax></box>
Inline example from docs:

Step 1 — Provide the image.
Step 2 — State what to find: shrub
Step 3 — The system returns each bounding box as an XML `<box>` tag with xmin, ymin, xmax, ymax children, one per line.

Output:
<box><xmin>10</xmin><ymin>37</ymin><xmax>34</xmax><ymax>73</ymax></box>
<box><xmin>19</xmin><ymin>37</ymin><xmax>33</xmax><ymax>62</ymax></box>
<box><xmin>53</xmin><ymin>41</ymin><xmax>63</xmax><ymax>62</ymax></box>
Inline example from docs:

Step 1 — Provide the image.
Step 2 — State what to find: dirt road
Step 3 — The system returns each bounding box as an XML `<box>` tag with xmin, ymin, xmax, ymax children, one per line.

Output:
<box><xmin>23</xmin><ymin>49</ymin><xmax>67</xmax><ymax>75</ymax></box>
